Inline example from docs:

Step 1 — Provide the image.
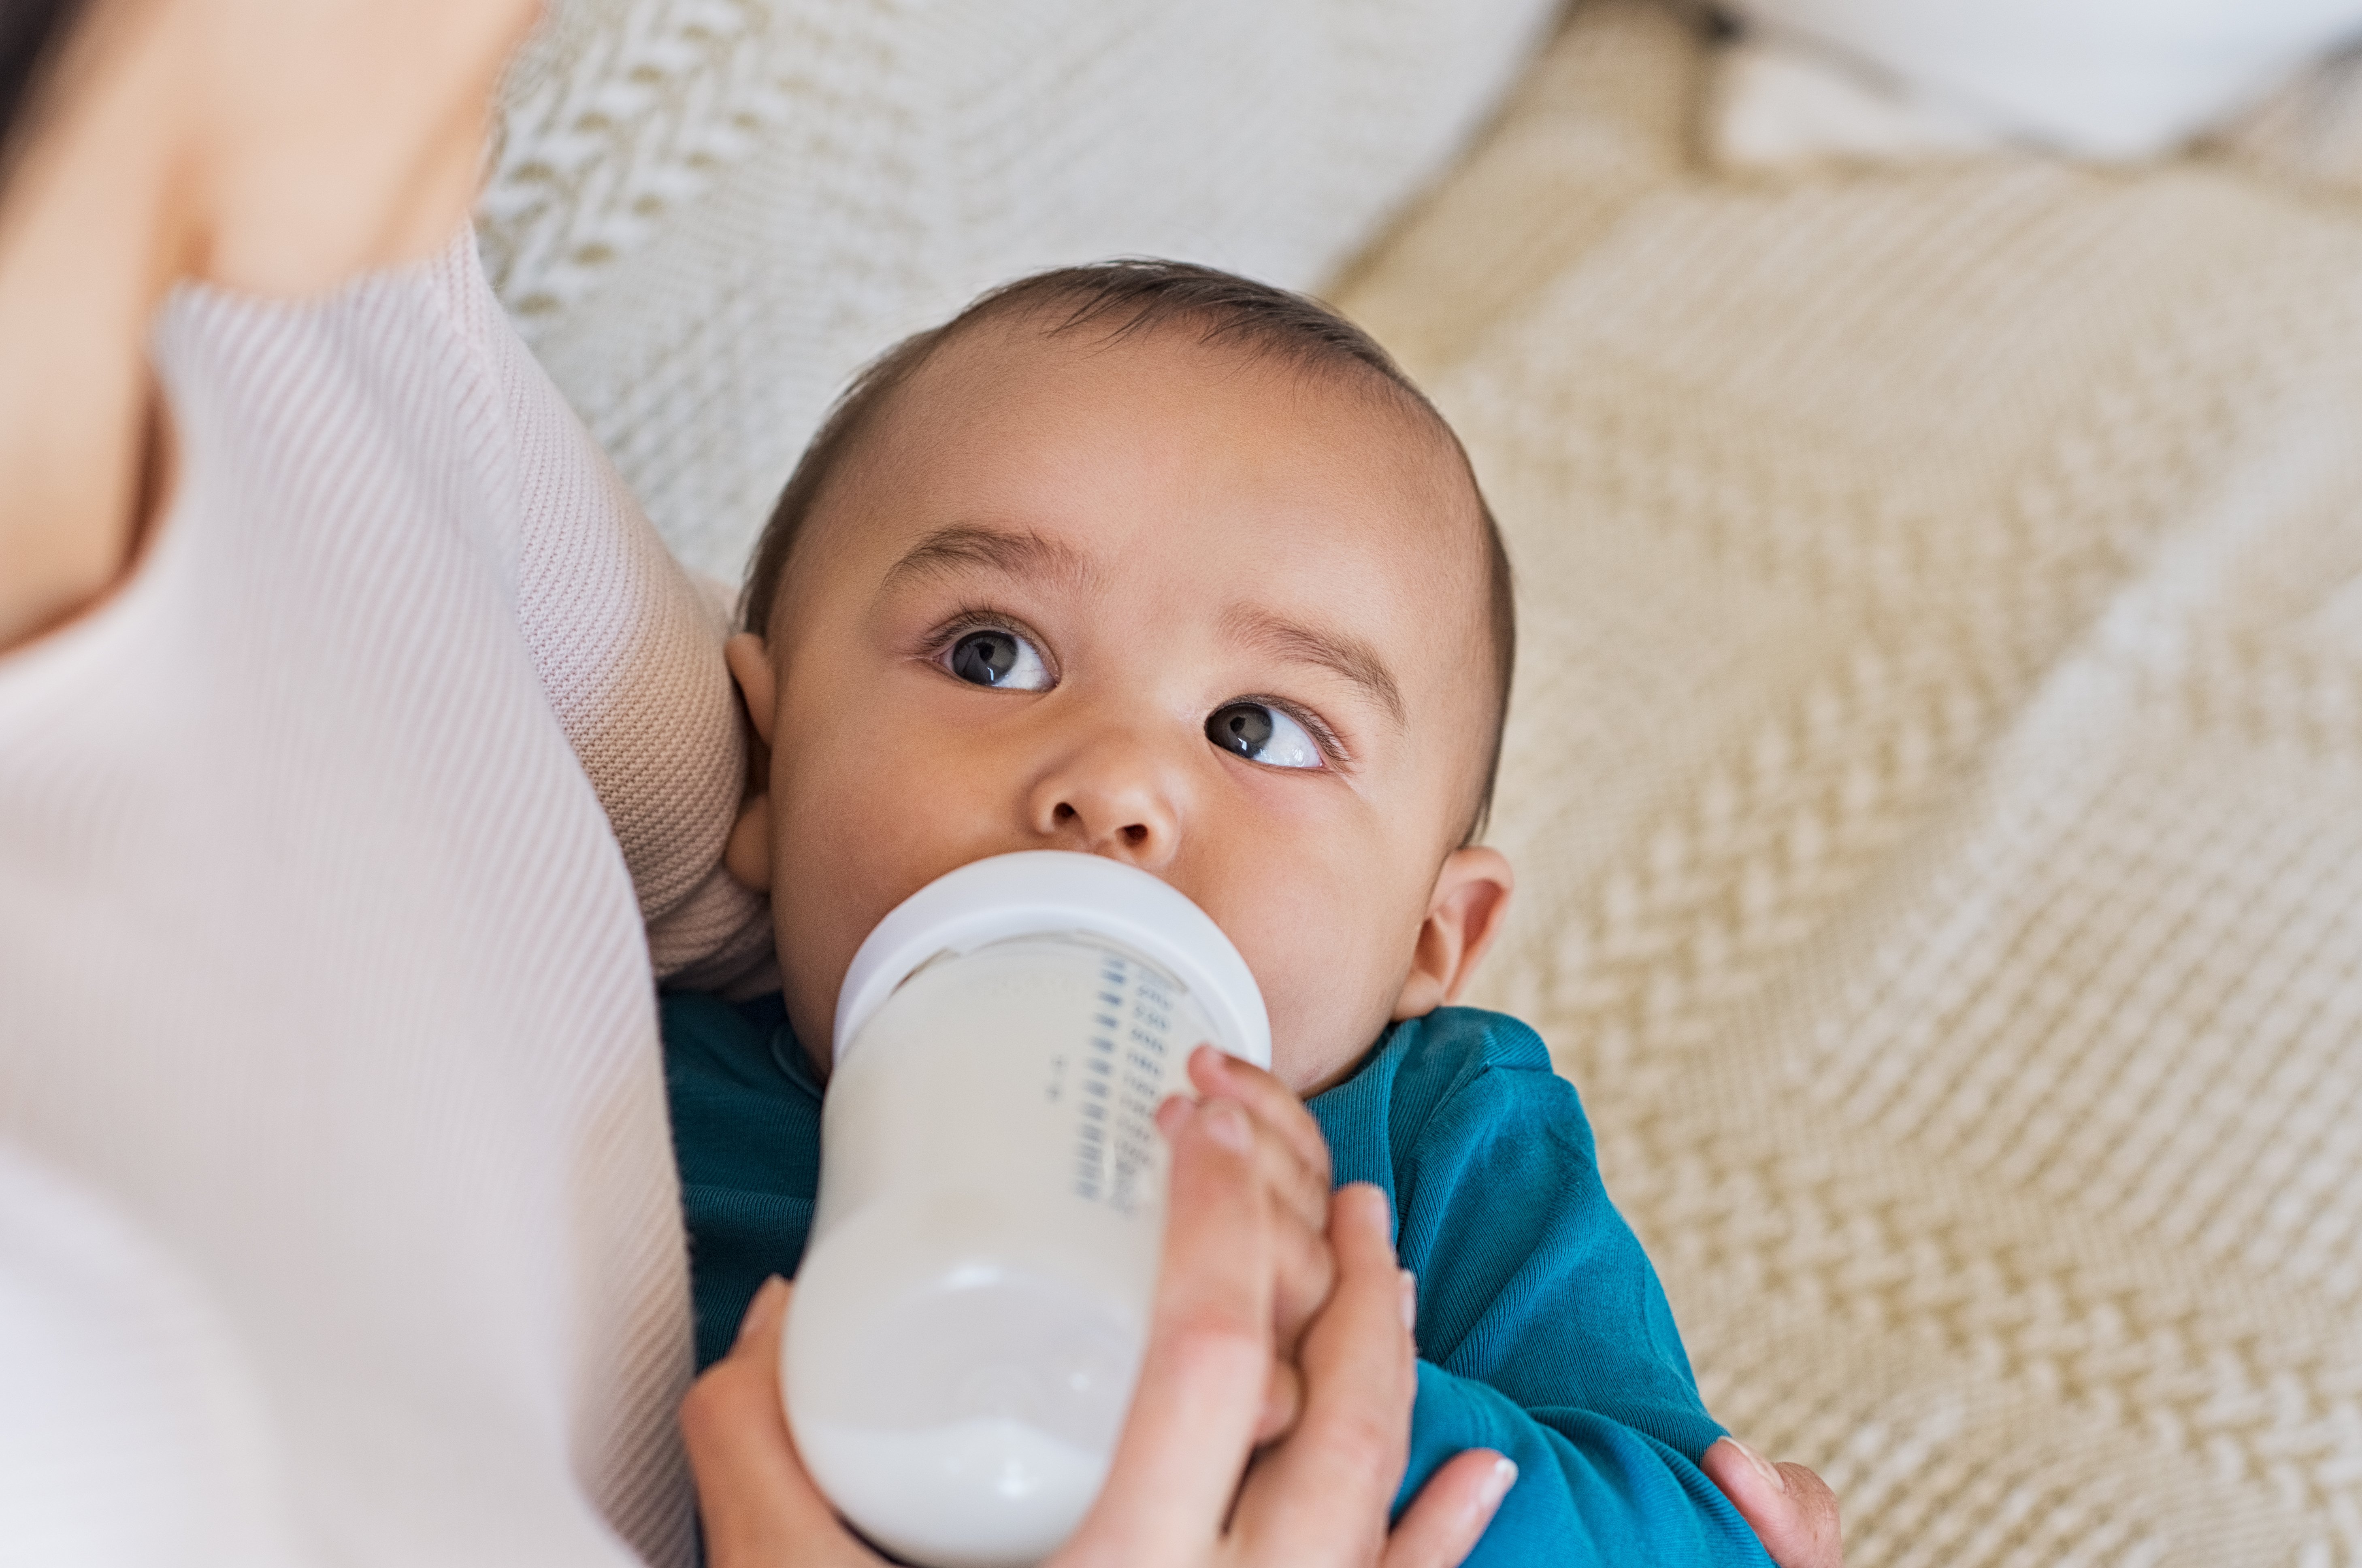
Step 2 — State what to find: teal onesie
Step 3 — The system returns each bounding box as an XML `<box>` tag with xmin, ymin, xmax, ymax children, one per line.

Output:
<box><xmin>661</xmin><ymin>991</ymin><xmax>1772</xmax><ymax>1566</ymax></box>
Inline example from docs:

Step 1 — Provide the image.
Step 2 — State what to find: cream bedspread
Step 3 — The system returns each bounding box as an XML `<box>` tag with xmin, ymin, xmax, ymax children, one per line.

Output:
<box><xmin>1340</xmin><ymin>8</ymin><xmax>2362</xmax><ymax>1562</ymax></box>
<box><xmin>485</xmin><ymin>3</ymin><xmax>2362</xmax><ymax>1560</ymax></box>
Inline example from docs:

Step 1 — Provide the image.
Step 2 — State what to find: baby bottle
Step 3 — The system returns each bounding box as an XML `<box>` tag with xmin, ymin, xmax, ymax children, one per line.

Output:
<box><xmin>783</xmin><ymin>851</ymin><xmax>1271</xmax><ymax>1568</ymax></box>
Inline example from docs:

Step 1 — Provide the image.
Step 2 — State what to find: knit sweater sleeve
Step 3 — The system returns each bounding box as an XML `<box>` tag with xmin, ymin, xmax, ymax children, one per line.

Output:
<box><xmin>1368</xmin><ymin>1010</ymin><xmax>1770</xmax><ymax>1566</ymax></box>
<box><xmin>0</xmin><ymin>227</ymin><xmax>696</xmax><ymax>1568</ymax></box>
<box><xmin>464</xmin><ymin>233</ymin><xmax>775</xmax><ymax>993</ymax></box>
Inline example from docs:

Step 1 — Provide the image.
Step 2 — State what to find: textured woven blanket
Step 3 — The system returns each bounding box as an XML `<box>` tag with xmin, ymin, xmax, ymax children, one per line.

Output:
<box><xmin>482</xmin><ymin>0</ymin><xmax>1556</xmax><ymax>579</ymax></box>
<box><xmin>1341</xmin><ymin>8</ymin><xmax>2362</xmax><ymax>1562</ymax></box>
<box><xmin>485</xmin><ymin>3</ymin><xmax>2362</xmax><ymax>1561</ymax></box>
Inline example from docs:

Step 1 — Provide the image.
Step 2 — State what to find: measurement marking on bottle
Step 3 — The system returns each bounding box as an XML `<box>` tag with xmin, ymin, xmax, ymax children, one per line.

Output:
<box><xmin>1074</xmin><ymin>952</ymin><xmax>1178</xmax><ymax>1211</ymax></box>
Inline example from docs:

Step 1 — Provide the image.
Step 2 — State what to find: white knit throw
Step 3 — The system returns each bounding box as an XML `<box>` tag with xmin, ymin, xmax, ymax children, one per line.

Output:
<box><xmin>1340</xmin><ymin>7</ymin><xmax>2362</xmax><ymax>1561</ymax></box>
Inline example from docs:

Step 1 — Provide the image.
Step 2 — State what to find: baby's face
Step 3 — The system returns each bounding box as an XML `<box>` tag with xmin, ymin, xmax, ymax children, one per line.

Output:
<box><xmin>734</xmin><ymin>321</ymin><xmax>1509</xmax><ymax>1094</ymax></box>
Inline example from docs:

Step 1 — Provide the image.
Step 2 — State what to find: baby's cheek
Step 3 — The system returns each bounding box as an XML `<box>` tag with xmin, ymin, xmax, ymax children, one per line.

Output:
<box><xmin>1231</xmin><ymin>880</ymin><xmax>1415</xmax><ymax>1095</ymax></box>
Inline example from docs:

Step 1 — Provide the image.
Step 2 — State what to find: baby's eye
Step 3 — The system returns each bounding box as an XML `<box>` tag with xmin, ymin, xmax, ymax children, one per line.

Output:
<box><xmin>1206</xmin><ymin>702</ymin><xmax>1323</xmax><ymax>770</ymax></box>
<box><xmin>945</xmin><ymin>628</ymin><xmax>1051</xmax><ymax>691</ymax></box>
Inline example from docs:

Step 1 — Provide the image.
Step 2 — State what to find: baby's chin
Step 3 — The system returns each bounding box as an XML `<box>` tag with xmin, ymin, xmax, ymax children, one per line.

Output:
<box><xmin>1265</xmin><ymin>992</ymin><xmax>1409</xmax><ymax>1097</ymax></box>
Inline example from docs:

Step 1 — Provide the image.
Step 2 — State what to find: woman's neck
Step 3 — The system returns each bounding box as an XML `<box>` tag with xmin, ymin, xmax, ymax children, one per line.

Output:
<box><xmin>0</xmin><ymin>3</ymin><xmax>187</xmax><ymax>653</ymax></box>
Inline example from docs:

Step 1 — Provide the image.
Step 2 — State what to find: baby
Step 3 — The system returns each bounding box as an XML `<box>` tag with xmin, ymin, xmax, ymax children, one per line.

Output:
<box><xmin>664</xmin><ymin>262</ymin><xmax>1776</xmax><ymax>1564</ymax></box>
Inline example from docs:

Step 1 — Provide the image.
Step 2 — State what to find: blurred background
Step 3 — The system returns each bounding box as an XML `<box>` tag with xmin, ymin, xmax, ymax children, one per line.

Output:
<box><xmin>481</xmin><ymin>4</ymin><xmax>2362</xmax><ymax>1562</ymax></box>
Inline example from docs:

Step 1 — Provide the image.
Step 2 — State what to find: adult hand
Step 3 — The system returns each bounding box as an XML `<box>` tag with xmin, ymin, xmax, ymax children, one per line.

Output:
<box><xmin>681</xmin><ymin>1094</ymin><xmax>1514</xmax><ymax>1568</ymax></box>
<box><xmin>1162</xmin><ymin>1044</ymin><xmax>1336</xmax><ymax>1443</ymax></box>
<box><xmin>1702</xmin><ymin>1437</ymin><xmax>1843</xmax><ymax>1568</ymax></box>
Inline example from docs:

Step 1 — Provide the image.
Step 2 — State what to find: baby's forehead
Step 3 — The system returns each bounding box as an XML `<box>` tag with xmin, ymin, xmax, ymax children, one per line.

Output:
<box><xmin>910</xmin><ymin>326</ymin><xmax>1457</xmax><ymax>572</ymax></box>
<box><xmin>893</xmin><ymin>321</ymin><xmax>1493</xmax><ymax>674</ymax></box>
<box><xmin>884</xmin><ymin>313</ymin><xmax>1482</xmax><ymax>586</ymax></box>
<box><xmin>892</xmin><ymin>314</ymin><xmax>1478</xmax><ymax>523</ymax></box>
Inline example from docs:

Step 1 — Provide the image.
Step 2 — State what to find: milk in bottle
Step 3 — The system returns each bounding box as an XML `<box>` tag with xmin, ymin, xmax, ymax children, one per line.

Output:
<box><xmin>784</xmin><ymin>851</ymin><xmax>1271</xmax><ymax>1568</ymax></box>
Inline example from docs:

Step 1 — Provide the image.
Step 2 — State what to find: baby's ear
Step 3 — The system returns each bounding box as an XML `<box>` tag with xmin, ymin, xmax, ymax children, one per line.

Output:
<box><xmin>1391</xmin><ymin>846</ymin><xmax>1514</xmax><ymax>1021</ymax></box>
<box><xmin>722</xmin><ymin>633</ymin><xmax>778</xmax><ymax>892</ymax></box>
<box><xmin>724</xmin><ymin>632</ymin><xmax>778</xmax><ymax>745</ymax></box>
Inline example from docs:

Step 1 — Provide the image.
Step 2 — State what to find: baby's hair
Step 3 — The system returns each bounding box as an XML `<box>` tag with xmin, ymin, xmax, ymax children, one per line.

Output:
<box><xmin>738</xmin><ymin>259</ymin><xmax>1515</xmax><ymax>842</ymax></box>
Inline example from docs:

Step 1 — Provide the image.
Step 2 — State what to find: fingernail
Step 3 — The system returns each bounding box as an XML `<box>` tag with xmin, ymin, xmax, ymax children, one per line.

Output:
<box><xmin>1731</xmin><ymin>1438</ymin><xmax>1786</xmax><ymax>1496</ymax></box>
<box><xmin>1478</xmin><ymin>1456</ymin><xmax>1518</xmax><ymax>1512</ymax></box>
<box><xmin>1399</xmin><ymin>1269</ymin><xmax>1419</xmax><ymax>1332</ymax></box>
<box><xmin>1339</xmin><ymin>1180</ymin><xmax>1394</xmax><ymax>1238</ymax></box>
<box><xmin>735</xmin><ymin>1275</ymin><xmax>787</xmax><ymax>1348</ymax></box>
<box><xmin>1202</xmin><ymin>1098</ymin><xmax>1252</xmax><ymax>1153</ymax></box>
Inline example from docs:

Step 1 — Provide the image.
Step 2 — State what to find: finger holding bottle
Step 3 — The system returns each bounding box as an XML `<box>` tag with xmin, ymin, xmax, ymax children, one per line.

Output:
<box><xmin>1223</xmin><ymin>1182</ymin><xmax>1514</xmax><ymax>1568</ymax></box>
<box><xmin>1164</xmin><ymin>1044</ymin><xmax>1338</xmax><ymax>1440</ymax></box>
<box><xmin>682</xmin><ymin>1276</ymin><xmax>889</xmax><ymax>1568</ymax></box>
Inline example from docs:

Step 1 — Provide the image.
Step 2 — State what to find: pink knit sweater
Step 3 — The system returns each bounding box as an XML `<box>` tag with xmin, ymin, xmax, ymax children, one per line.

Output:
<box><xmin>0</xmin><ymin>230</ymin><xmax>760</xmax><ymax>1566</ymax></box>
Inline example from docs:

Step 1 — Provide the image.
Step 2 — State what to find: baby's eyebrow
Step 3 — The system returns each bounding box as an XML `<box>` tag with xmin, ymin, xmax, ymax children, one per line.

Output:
<box><xmin>1223</xmin><ymin>606</ymin><xmax>1406</xmax><ymax>728</ymax></box>
<box><xmin>883</xmin><ymin>524</ymin><xmax>1094</xmax><ymax>592</ymax></box>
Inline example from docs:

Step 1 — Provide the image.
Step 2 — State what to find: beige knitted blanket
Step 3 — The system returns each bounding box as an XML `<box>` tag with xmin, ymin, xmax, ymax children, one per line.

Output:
<box><xmin>1340</xmin><ymin>8</ymin><xmax>2362</xmax><ymax>1562</ymax></box>
<box><xmin>485</xmin><ymin>3</ymin><xmax>2362</xmax><ymax>1560</ymax></box>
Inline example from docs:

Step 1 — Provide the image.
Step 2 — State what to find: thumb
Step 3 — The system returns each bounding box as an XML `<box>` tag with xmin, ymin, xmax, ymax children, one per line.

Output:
<box><xmin>679</xmin><ymin>1277</ymin><xmax>884</xmax><ymax>1567</ymax></box>
<box><xmin>1057</xmin><ymin>1096</ymin><xmax>1273</xmax><ymax>1568</ymax></box>
<box><xmin>1700</xmin><ymin>1438</ymin><xmax>1842</xmax><ymax>1568</ymax></box>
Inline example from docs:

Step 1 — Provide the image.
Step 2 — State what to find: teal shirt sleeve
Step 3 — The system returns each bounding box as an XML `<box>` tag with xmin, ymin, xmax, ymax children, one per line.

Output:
<box><xmin>1402</xmin><ymin>1364</ymin><xmax>1769</xmax><ymax>1564</ymax></box>
<box><xmin>1310</xmin><ymin>1008</ymin><xmax>1771</xmax><ymax>1566</ymax></box>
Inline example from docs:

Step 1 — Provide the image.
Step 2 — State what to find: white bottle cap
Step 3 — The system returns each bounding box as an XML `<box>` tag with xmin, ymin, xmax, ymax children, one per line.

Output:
<box><xmin>833</xmin><ymin>851</ymin><xmax>1272</xmax><ymax>1070</ymax></box>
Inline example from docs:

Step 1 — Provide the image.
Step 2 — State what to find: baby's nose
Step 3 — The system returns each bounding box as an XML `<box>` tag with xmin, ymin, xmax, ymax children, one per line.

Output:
<box><xmin>1051</xmin><ymin>803</ymin><xmax>1152</xmax><ymax>851</ymax></box>
<box><xmin>1028</xmin><ymin>734</ymin><xmax>1181</xmax><ymax>870</ymax></box>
